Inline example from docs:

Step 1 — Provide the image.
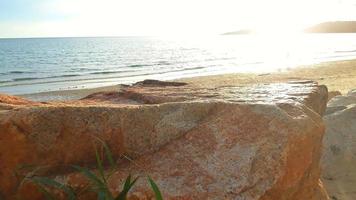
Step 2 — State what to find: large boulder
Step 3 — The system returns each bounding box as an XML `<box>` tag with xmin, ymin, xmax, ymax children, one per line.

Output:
<box><xmin>322</xmin><ymin>89</ymin><xmax>356</xmax><ymax>200</ymax></box>
<box><xmin>0</xmin><ymin>80</ymin><xmax>328</xmax><ymax>199</ymax></box>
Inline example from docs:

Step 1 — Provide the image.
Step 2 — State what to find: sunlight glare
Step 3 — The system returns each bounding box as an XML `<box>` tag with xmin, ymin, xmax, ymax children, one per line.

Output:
<box><xmin>35</xmin><ymin>0</ymin><xmax>348</xmax><ymax>37</ymax></box>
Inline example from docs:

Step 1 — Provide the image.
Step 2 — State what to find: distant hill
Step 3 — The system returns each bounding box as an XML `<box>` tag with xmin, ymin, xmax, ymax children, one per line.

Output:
<box><xmin>222</xmin><ymin>29</ymin><xmax>254</xmax><ymax>35</ymax></box>
<box><xmin>305</xmin><ymin>21</ymin><xmax>356</xmax><ymax>33</ymax></box>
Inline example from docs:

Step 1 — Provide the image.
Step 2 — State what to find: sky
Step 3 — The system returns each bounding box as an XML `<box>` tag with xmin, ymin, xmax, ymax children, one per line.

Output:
<box><xmin>1</xmin><ymin>0</ymin><xmax>356</xmax><ymax>38</ymax></box>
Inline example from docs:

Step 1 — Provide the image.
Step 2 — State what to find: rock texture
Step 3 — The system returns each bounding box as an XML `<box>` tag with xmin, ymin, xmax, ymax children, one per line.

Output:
<box><xmin>0</xmin><ymin>80</ymin><xmax>328</xmax><ymax>200</ymax></box>
<box><xmin>322</xmin><ymin>89</ymin><xmax>356</xmax><ymax>200</ymax></box>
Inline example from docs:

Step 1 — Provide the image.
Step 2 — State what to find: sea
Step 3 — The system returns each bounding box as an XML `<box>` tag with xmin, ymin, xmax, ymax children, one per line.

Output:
<box><xmin>1</xmin><ymin>34</ymin><xmax>356</xmax><ymax>95</ymax></box>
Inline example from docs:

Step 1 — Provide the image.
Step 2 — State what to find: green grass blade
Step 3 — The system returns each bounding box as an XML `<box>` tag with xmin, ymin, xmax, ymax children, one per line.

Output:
<box><xmin>36</xmin><ymin>185</ymin><xmax>56</xmax><ymax>200</ymax></box>
<box><xmin>95</xmin><ymin>147</ymin><xmax>106</xmax><ymax>183</ymax></box>
<box><xmin>91</xmin><ymin>136</ymin><xmax>116</xmax><ymax>168</ymax></box>
<box><xmin>102</xmin><ymin>142</ymin><xmax>115</xmax><ymax>168</ymax></box>
<box><xmin>115</xmin><ymin>175</ymin><xmax>139</xmax><ymax>200</ymax></box>
<box><xmin>72</xmin><ymin>165</ymin><xmax>107</xmax><ymax>191</ymax></box>
<box><xmin>97</xmin><ymin>191</ymin><xmax>107</xmax><ymax>200</ymax></box>
<box><xmin>148</xmin><ymin>177</ymin><xmax>163</xmax><ymax>200</ymax></box>
<box><xmin>31</xmin><ymin>177</ymin><xmax>62</xmax><ymax>189</ymax></box>
<box><xmin>115</xmin><ymin>177</ymin><xmax>130</xmax><ymax>200</ymax></box>
<box><xmin>72</xmin><ymin>165</ymin><xmax>115</xmax><ymax>199</ymax></box>
<box><xmin>123</xmin><ymin>174</ymin><xmax>131</xmax><ymax>192</ymax></box>
<box><xmin>129</xmin><ymin>176</ymin><xmax>139</xmax><ymax>189</ymax></box>
<box><xmin>15</xmin><ymin>165</ymin><xmax>46</xmax><ymax>191</ymax></box>
<box><xmin>31</xmin><ymin>177</ymin><xmax>76</xmax><ymax>200</ymax></box>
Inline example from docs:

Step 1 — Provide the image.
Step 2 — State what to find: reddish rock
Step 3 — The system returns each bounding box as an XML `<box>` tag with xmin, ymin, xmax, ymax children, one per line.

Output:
<box><xmin>0</xmin><ymin>80</ymin><xmax>328</xmax><ymax>199</ymax></box>
<box><xmin>0</xmin><ymin>93</ymin><xmax>36</xmax><ymax>105</ymax></box>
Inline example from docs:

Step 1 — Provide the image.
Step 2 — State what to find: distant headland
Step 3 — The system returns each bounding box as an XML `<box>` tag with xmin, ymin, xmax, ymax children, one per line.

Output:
<box><xmin>221</xmin><ymin>29</ymin><xmax>254</xmax><ymax>35</ymax></box>
<box><xmin>222</xmin><ymin>21</ymin><xmax>356</xmax><ymax>35</ymax></box>
<box><xmin>305</xmin><ymin>21</ymin><xmax>356</xmax><ymax>33</ymax></box>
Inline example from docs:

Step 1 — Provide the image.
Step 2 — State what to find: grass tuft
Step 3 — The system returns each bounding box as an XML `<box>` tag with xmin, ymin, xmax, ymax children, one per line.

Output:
<box><xmin>17</xmin><ymin>141</ymin><xmax>163</xmax><ymax>200</ymax></box>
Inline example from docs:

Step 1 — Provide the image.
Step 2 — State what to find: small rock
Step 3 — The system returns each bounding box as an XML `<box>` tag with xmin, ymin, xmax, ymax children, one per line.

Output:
<box><xmin>347</xmin><ymin>89</ymin><xmax>356</xmax><ymax>97</ymax></box>
<box><xmin>328</xmin><ymin>91</ymin><xmax>341</xmax><ymax>102</ymax></box>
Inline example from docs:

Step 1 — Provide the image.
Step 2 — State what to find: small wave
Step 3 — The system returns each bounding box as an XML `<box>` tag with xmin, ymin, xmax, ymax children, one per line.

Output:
<box><xmin>0</xmin><ymin>80</ymin><xmax>11</xmax><ymax>84</ymax></box>
<box><xmin>318</xmin><ymin>54</ymin><xmax>355</xmax><ymax>60</ymax></box>
<box><xmin>67</xmin><ymin>68</ymin><xmax>101</xmax><ymax>72</ymax></box>
<box><xmin>128</xmin><ymin>62</ymin><xmax>170</xmax><ymax>67</ymax></box>
<box><xmin>12</xmin><ymin>74</ymin><xmax>80</xmax><ymax>82</ymax></box>
<box><xmin>128</xmin><ymin>64</ymin><xmax>150</xmax><ymax>68</ymax></box>
<box><xmin>13</xmin><ymin>77</ymin><xmax>40</xmax><ymax>81</ymax></box>
<box><xmin>90</xmin><ymin>69</ymin><xmax>136</xmax><ymax>75</ymax></box>
<box><xmin>8</xmin><ymin>74</ymin><xmax>80</xmax><ymax>83</ymax></box>
<box><xmin>1</xmin><ymin>66</ymin><xmax>211</xmax><ymax>88</ymax></box>
<box><xmin>155</xmin><ymin>61</ymin><xmax>171</xmax><ymax>66</ymax></box>
<box><xmin>335</xmin><ymin>50</ymin><xmax>356</xmax><ymax>53</ymax></box>
<box><xmin>9</xmin><ymin>71</ymin><xmax>26</xmax><ymax>74</ymax></box>
<box><xmin>90</xmin><ymin>71</ymin><xmax>120</xmax><ymax>75</ymax></box>
<box><xmin>49</xmin><ymin>74</ymin><xmax>80</xmax><ymax>78</ymax></box>
<box><xmin>3</xmin><ymin>71</ymin><xmax>36</xmax><ymax>75</ymax></box>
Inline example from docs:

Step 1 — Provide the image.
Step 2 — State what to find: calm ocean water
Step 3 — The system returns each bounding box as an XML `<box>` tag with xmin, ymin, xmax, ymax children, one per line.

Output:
<box><xmin>1</xmin><ymin>34</ymin><xmax>356</xmax><ymax>95</ymax></box>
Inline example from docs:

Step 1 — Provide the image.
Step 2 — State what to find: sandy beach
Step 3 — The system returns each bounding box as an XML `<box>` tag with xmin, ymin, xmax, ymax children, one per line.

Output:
<box><xmin>22</xmin><ymin>59</ymin><xmax>356</xmax><ymax>102</ymax></box>
<box><xmin>180</xmin><ymin>59</ymin><xmax>356</xmax><ymax>93</ymax></box>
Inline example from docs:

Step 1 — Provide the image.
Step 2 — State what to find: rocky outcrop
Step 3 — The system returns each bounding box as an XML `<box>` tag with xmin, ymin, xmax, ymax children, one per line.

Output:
<box><xmin>322</xmin><ymin>89</ymin><xmax>356</xmax><ymax>200</ymax></box>
<box><xmin>0</xmin><ymin>80</ymin><xmax>328</xmax><ymax>199</ymax></box>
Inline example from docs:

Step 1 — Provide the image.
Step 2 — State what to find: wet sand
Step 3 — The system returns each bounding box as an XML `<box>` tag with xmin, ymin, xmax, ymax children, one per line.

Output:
<box><xmin>22</xmin><ymin>59</ymin><xmax>356</xmax><ymax>101</ymax></box>
<box><xmin>179</xmin><ymin>59</ymin><xmax>356</xmax><ymax>94</ymax></box>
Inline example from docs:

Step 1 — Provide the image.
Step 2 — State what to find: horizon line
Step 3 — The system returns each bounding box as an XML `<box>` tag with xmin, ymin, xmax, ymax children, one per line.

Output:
<box><xmin>0</xmin><ymin>35</ymin><xmax>161</xmax><ymax>40</ymax></box>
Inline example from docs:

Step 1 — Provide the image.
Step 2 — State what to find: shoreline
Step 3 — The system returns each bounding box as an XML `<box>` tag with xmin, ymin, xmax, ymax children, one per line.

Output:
<box><xmin>21</xmin><ymin>85</ymin><xmax>121</xmax><ymax>102</ymax></box>
<box><xmin>21</xmin><ymin>59</ymin><xmax>356</xmax><ymax>101</ymax></box>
